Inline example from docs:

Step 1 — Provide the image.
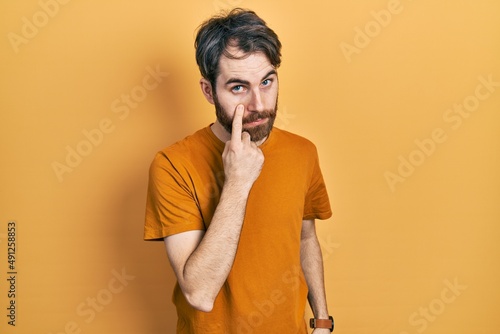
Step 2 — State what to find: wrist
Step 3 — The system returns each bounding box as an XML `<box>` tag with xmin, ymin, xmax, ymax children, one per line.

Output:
<box><xmin>315</xmin><ymin>311</ymin><xmax>329</xmax><ymax>319</ymax></box>
<box><xmin>310</xmin><ymin>315</ymin><xmax>334</xmax><ymax>332</ymax></box>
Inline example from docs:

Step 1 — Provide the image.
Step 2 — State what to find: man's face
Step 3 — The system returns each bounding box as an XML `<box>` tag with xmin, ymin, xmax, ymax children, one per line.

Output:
<box><xmin>212</xmin><ymin>48</ymin><xmax>279</xmax><ymax>142</ymax></box>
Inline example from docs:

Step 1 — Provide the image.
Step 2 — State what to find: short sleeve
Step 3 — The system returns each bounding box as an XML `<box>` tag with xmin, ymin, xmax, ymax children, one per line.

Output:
<box><xmin>144</xmin><ymin>152</ymin><xmax>205</xmax><ymax>240</ymax></box>
<box><xmin>303</xmin><ymin>147</ymin><xmax>332</xmax><ymax>221</ymax></box>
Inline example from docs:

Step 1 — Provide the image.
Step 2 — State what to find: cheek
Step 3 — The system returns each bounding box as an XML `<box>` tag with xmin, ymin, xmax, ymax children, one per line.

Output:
<box><xmin>263</xmin><ymin>88</ymin><xmax>279</xmax><ymax>106</ymax></box>
<box><xmin>218</xmin><ymin>91</ymin><xmax>244</xmax><ymax>111</ymax></box>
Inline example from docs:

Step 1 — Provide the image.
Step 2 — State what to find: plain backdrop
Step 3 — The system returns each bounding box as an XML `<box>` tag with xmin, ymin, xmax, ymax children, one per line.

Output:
<box><xmin>1</xmin><ymin>0</ymin><xmax>499</xmax><ymax>333</ymax></box>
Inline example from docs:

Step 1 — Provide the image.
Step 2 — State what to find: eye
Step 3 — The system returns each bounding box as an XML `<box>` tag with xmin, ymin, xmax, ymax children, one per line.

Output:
<box><xmin>262</xmin><ymin>79</ymin><xmax>272</xmax><ymax>86</ymax></box>
<box><xmin>231</xmin><ymin>85</ymin><xmax>244</xmax><ymax>93</ymax></box>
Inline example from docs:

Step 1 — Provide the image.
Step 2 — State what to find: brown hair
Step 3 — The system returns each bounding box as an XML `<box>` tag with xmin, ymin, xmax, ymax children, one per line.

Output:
<box><xmin>195</xmin><ymin>8</ymin><xmax>282</xmax><ymax>89</ymax></box>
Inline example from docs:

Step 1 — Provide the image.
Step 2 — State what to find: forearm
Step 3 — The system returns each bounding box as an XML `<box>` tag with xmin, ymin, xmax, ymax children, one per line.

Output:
<box><xmin>301</xmin><ymin>233</ymin><xmax>329</xmax><ymax>319</ymax></box>
<box><xmin>173</xmin><ymin>105</ymin><xmax>264</xmax><ymax>311</ymax></box>
<box><xmin>181</xmin><ymin>182</ymin><xmax>250</xmax><ymax>310</ymax></box>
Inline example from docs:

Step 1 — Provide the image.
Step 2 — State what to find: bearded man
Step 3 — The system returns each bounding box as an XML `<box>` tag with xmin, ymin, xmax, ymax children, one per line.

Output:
<box><xmin>144</xmin><ymin>8</ymin><xmax>334</xmax><ymax>333</ymax></box>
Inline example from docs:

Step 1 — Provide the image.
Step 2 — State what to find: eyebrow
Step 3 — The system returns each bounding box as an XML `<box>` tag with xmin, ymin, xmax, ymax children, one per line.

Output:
<box><xmin>225</xmin><ymin>69</ymin><xmax>277</xmax><ymax>86</ymax></box>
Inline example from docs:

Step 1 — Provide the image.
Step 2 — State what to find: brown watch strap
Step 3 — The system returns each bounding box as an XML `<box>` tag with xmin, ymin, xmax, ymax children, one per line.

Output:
<box><xmin>309</xmin><ymin>316</ymin><xmax>334</xmax><ymax>331</ymax></box>
<box><xmin>314</xmin><ymin>319</ymin><xmax>332</xmax><ymax>328</ymax></box>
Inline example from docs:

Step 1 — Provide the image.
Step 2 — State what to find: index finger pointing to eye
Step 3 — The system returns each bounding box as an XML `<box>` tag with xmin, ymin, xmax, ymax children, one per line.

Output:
<box><xmin>231</xmin><ymin>104</ymin><xmax>244</xmax><ymax>141</ymax></box>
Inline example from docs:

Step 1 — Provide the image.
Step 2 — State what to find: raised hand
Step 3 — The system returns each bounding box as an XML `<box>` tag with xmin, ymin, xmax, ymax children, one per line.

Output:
<box><xmin>222</xmin><ymin>104</ymin><xmax>265</xmax><ymax>191</ymax></box>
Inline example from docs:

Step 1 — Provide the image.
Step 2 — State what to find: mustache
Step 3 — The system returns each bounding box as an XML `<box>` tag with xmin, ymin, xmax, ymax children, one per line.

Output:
<box><xmin>242</xmin><ymin>110</ymin><xmax>276</xmax><ymax>124</ymax></box>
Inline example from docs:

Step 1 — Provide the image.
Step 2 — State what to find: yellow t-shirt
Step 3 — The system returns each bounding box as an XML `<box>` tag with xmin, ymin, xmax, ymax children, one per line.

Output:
<box><xmin>145</xmin><ymin>125</ymin><xmax>332</xmax><ymax>333</ymax></box>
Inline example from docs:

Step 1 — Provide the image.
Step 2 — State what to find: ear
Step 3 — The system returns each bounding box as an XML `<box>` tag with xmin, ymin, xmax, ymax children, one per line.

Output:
<box><xmin>200</xmin><ymin>78</ymin><xmax>215</xmax><ymax>105</ymax></box>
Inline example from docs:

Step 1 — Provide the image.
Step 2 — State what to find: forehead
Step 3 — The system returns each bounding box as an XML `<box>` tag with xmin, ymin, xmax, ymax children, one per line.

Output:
<box><xmin>217</xmin><ymin>47</ymin><xmax>275</xmax><ymax>83</ymax></box>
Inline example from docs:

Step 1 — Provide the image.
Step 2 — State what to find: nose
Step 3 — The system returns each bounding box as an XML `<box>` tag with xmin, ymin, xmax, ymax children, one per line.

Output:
<box><xmin>246</xmin><ymin>89</ymin><xmax>264</xmax><ymax>112</ymax></box>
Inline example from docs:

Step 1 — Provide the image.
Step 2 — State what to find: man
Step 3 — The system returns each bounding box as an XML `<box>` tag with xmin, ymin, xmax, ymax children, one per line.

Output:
<box><xmin>144</xmin><ymin>8</ymin><xmax>334</xmax><ymax>333</ymax></box>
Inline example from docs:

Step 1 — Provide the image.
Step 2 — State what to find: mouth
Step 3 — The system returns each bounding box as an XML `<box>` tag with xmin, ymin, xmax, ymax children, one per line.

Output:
<box><xmin>244</xmin><ymin>117</ymin><xmax>268</xmax><ymax>127</ymax></box>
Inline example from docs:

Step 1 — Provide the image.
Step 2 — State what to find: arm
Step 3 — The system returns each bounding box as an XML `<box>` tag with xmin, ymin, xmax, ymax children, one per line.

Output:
<box><xmin>300</xmin><ymin>219</ymin><xmax>331</xmax><ymax>333</ymax></box>
<box><xmin>164</xmin><ymin>105</ymin><xmax>264</xmax><ymax>312</ymax></box>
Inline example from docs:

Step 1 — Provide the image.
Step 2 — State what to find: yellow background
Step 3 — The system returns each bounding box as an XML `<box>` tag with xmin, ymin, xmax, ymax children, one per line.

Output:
<box><xmin>1</xmin><ymin>0</ymin><xmax>499</xmax><ymax>333</ymax></box>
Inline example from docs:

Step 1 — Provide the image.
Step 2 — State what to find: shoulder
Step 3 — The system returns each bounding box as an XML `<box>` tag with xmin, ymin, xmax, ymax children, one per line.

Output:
<box><xmin>270</xmin><ymin>127</ymin><xmax>318</xmax><ymax>154</ymax></box>
<box><xmin>150</xmin><ymin>129</ymin><xmax>207</xmax><ymax>173</ymax></box>
<box><xmin>166</xmin><ymin>128</ymin><xmax>211</xmax><ymax>154</ymax></box>
<box><xmin>155</xmin><ymin>127</ymin><xmax>215</xmax><ymax>161</ymax></box>
<box><xmin>150</xmin><ymin>126</ymin><xmax>223</xmax><ymax>177</ymax></box>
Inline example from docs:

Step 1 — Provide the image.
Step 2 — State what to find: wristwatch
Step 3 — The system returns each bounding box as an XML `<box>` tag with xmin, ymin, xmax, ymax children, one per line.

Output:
<box><xmin>310</xmin><ymin>316</ymin><xmax>334</xmax><ymax>332</ymax></box>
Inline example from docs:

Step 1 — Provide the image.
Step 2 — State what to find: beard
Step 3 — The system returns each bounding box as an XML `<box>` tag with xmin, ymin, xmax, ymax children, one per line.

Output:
<box><xmin>213</xmin><ymin>94</ymin><xmax>278</xmax><ymax>142</ymax></box>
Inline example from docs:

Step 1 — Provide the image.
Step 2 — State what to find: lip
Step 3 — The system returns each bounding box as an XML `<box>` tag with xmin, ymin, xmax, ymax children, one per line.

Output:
<box><xmin>244</xmin><ymin>117</ymin><xmax>268</xmax><ymax>127</ymax></box>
